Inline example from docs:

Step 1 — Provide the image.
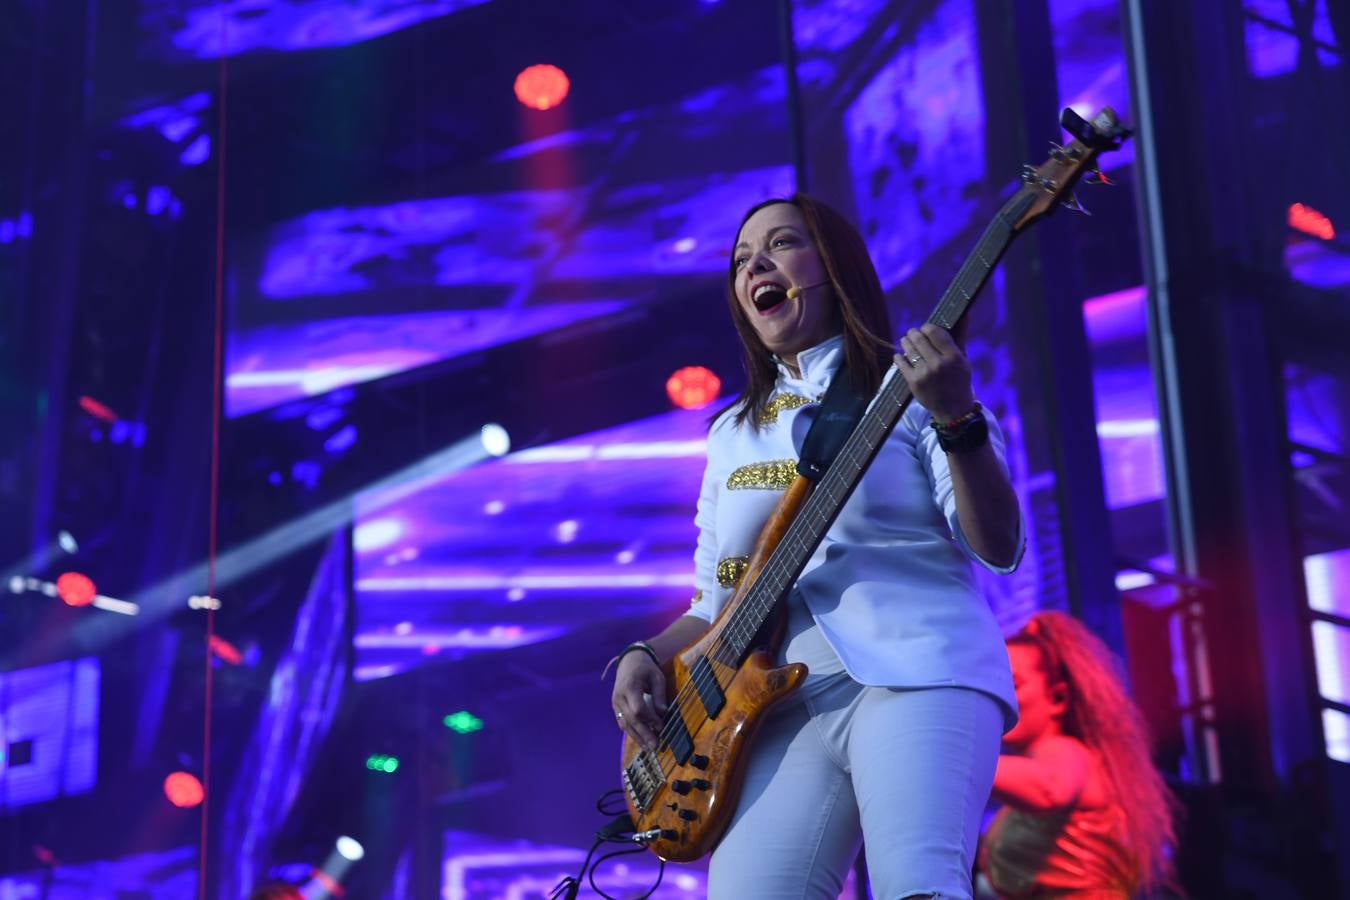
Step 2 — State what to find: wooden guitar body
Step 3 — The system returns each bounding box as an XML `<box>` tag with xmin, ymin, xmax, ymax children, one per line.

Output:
<box><xmin>620</xmin><ymin>477</ymin><xmax>811</xmax><ymax>862</ymax></box>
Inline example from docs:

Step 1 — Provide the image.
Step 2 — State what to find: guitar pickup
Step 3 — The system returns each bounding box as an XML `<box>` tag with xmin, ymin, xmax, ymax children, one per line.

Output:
<box><xmin>691</xmin><ymin>656</ymin><xmax>726</xmax><ymax>719</ymax></box>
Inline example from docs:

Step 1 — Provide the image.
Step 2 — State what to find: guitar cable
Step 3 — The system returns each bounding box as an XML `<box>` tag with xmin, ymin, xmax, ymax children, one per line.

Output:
<box><xmin>550</xmin><ymin>789</ymin><xmax>667</xmax><ymax>900</ymax></box>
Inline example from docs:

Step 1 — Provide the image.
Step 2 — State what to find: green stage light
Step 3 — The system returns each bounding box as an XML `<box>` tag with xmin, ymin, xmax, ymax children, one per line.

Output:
<box><xmin>443</xmin><ymin>711</ymin><xmax>484</xmax><ymax>734</ymax></box>
<box><xmin>365</xmin><ymin>754</ymin><xmax>399</xmax><ymax>773</ymax></box>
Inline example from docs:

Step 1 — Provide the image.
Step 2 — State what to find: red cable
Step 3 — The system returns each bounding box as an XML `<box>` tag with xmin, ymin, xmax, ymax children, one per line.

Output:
<box><xmin>200</xmin><ymin>11</ymin><xmax>229</xmax><ymax>897</ymax></box>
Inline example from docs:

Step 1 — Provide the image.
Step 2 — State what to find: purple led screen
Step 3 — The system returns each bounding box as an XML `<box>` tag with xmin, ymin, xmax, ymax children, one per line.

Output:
<box><xmin>138</xmin><ymin>0</ymin><xmax>494</xmax><ymax>59</ymax></box>
<box><xmin>227</xmin><ymin>166</ymin><xmax>795</xmax><ymax>417</ymax></box>
<box><xmin>1243</xmin><ymin>0</ymin><xmax>1342</xmax><ymax>78</ymax></box>
<box><xmin>0</xmin><ymin>657</ymin><xmax>99</xmax><ymax>810</ymax></box>
<box><xmin>0</xmin><ymin>846</ymin><xmax>195</xmax><ymax>899</ymax></box>
<box><xmin>842</xmin><ymin>0</ymin><xmax>985</xmax><ymax>290</ymax></box>
<box><xmin>442</xmin><ymin>830</ymin><xmax>708</xmax><ymax>900</ymax></box>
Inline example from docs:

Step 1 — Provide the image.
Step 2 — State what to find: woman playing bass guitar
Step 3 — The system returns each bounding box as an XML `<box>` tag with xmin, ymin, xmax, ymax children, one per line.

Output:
<box><xmin>609</xmin><ymin>194</ymin><xmax>1023</xmax><ymax>899</ymax></box>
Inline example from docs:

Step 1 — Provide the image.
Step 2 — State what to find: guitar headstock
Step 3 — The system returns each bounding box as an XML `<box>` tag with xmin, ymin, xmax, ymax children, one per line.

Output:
<box><xmin>1011</xmin><ymin>107</ymin><xmax>1132</xmax><ymax>230</ymax></box>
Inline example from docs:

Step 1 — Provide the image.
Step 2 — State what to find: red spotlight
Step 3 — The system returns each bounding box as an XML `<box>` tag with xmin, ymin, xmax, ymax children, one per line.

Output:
<box><xmin>666</xmin><ymin>366</ymin><xmax>722</xmax><ymax>410</ymax></box>
<box><xmin>1289</xmin><ymin>203</ymin><xmax>1335</xmax><ymax>240</ymax></box>
<box><xmin>55</xmin><ymin>572</ymin><xmax>96</xmax><ymax>607</ymax></box>
<box><xmin>208</xmin><ymin>634</ymin><xmax>243</xmax><ymax>666</ymax></box>
<box><xmin>78</xmin><ymin>396</ymin><xmax>119</xmax><ymax>423</ymax></box>
<box><xmin>514</xmin><ymin>64</ymin><xmax>570</xmax><ymax>111</ymax></box>
<box><xmin>163</xmin><ymin>771</ymin><xmax>204</xmax><ymax>808</ymax></box>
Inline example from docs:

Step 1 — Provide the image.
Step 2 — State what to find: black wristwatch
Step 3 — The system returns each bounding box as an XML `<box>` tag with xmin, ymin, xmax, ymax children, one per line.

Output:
<box><xmin>933</xmin><ymin>414</ymin><xmax>989</xmax><ymax>454</ymax></box>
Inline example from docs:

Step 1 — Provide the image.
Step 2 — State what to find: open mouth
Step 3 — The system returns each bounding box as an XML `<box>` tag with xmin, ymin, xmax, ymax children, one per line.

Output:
<box><xmin>752</xmin><ymin>284</ymin><xmax>788</xmax><ymax>315</ymax></box>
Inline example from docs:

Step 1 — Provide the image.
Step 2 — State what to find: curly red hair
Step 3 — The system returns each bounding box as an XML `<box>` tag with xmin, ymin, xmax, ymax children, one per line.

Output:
<box><xmin>1010</xmin><ymin>610</ymin><xmax>1179</xmax><ymax>892</ymax></box>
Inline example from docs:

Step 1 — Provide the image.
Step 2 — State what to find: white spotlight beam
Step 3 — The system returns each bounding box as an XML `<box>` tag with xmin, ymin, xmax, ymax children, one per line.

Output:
<box><xmin>121</xmin><ymin>430</ymin><xmax>496</xmax><ymax>621</ymax></box>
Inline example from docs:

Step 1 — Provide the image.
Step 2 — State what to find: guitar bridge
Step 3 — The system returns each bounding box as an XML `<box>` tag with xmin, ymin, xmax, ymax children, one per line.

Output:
<box><xmin>623</xmin><ymin>751</ymin><xmax>663</xmax><ymax>812</ymax></box>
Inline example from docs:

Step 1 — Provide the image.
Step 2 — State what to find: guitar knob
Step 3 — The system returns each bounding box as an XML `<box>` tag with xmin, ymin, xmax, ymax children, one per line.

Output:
<box><xmin>690</xmin><ymin>754</ymin><xmax>709</xmax><ymax>769</ymax></box>
<box><xmin>677</xmin><ymin>808</ymin><xmax>698</xmax><ymax>821</ymax></box>
<box><xmin>669</xmin><ymin>780</ymin><xmax>691</xmax><ymax>795</ymax></box>
<box><xmin>690</xmin><ymin>779</ymin><xmax>710</xmax><ymax>791</ymax></box>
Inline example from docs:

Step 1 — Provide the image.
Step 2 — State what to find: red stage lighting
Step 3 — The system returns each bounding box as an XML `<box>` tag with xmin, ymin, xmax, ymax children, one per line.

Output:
<box><xmin>666</xmin><ymin>366</ymin><xmax>721</xmax><ymax>410</ymax></box>
<box><xmin>208</xmin><ymin>634</ymin><xmax>243</xmax><ymax>666</ymax></box>
<box><xmin>514</xmin><ymin>64</ymin><xmax>570</xmax><ymax>110</ymax></box>
<box><xmin>1289</xmin><ymin>202</ymin><xmax>1335</xmax><ymax>240</ymax></box>
<box><xmin>163</xmin><ymin>771</ymin><xmax>204</xmax><ymax>808</ymax></box>
<box><xmin>78</xmin><ymin>396</ymin><xmax>119</xmax><ymax>423</ymax></box>
<box><xmin>55</xmin><ymin>572</ymin><xmax>96</xmax><ymax>607</ymax></box>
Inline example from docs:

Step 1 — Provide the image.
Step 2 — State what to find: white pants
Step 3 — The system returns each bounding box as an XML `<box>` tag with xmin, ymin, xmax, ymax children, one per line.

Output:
<box><xmin>707</xmin><ymin>674</ymin><xmax>1003</xmax><ymax>900</ymax></box>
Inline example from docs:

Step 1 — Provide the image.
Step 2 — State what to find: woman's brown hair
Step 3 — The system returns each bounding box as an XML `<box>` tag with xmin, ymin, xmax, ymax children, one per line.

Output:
<box><xmin>715</xmin><ymin>194</ymin><xmax>894</xmax><ymax>430</ymax></box>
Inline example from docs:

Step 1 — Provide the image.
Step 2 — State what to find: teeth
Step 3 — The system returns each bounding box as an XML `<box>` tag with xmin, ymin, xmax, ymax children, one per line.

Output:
<box><xmin>754</xmin><ymin>284</ymin><xmax>784</xmax><ymax>301</ymax></box>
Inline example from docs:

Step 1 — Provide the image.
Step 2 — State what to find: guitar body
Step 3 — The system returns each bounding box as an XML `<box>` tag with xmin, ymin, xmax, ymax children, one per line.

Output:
<box><xmin>620</xmin><ymin>477</ymin><xmax>811</xmax><ymax>862</ymax></box>
<box><xmin>620</xmin><ymin>646</ymin><xmax>806</xmax><ymax>861</ymax></box>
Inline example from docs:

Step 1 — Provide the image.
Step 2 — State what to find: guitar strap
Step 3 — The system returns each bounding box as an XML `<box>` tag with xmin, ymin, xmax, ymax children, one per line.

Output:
<box><xmin>795</xmin><ymin>357</ymin><xmax>873</xmax><ymax>483</ymax></box>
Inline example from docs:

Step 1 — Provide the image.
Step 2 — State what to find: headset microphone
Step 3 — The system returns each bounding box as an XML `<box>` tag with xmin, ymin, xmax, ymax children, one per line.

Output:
<box><xmin>785</xmin><ymin>280</ymin><xmax>830</xmax><ymax>300</ymax></box>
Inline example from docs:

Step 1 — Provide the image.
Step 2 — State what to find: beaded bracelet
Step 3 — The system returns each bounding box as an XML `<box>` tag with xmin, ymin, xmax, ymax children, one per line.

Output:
<box><xmin>932</xmin><ymin>402</ymin><xmax>983</xmax><ymax>434</ymax></box>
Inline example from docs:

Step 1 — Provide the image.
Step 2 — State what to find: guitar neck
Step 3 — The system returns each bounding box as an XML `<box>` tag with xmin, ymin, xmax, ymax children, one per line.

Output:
<box><xmin>721</xmin><ymin>192</ymin><xmax>1035</xmax><ymax>661</ymax></box>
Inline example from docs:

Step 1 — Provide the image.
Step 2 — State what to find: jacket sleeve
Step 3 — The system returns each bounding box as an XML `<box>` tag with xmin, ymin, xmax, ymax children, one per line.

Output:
<box><xmin>913</xmin><ymin>401</ymin><xmax>1025</xmax><ymax>575</ymax></box>
<box><xmin>687</xmin><ymin>422</ymin><xmax>725</xmax><ymax>621</ymax></box>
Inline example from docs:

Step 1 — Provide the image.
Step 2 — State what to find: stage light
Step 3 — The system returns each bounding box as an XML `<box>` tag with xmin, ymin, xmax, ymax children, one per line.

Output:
<box><xmin>188</xmin><ymin>594</ymin><xmax>222</xmax><ymax>610</ymax></box>
<box><xmin>146</xmin><ymin>186</ymin><xmax>171</xmax><ymax>216</ymax></box>
<box><xmin>208</xmin><ymin>634</ymin><xmax>243</xmax><ymax>665</ymax></box>
<box><xmin>113</xmin><ymin>431</ymin><xmax>495</xmax><ymax>633</ymax></box>
<box><xmin>164</xmin><ymin>771</ymin><xmax>204</xmax><ymax>808</ymax></box>
<box><xmin>666</xmin><ymin>366</ymin><xmax>721</xmax><ymax>410</ymax></box>
<box><xmin>57</xmin><ymin>531</ymin><xmax>78</xmax><ymax>554</ymax></box>
<box><xmin>513</xmin><ymin>64</ymin><xmax>570</xmax><ymax>110</ymax></box>
<box><xmin>365</xmin><ymin>754</ymin><xmax>399</xmax><ymax>773</ymax></box>
<box><xmin>56</xmin><ymin>572</ymin><xmax>96</xmax><ymax>607</ymax></box>
<box><xmin>335</xmin><ymin>836</ymin><xmax>365</xmax><ymax>862</ymax></box>
<box><xmin>443</xmin><ymin>711</ymin><xmax>484</xmax><ymax>734</ymax></box>
<box><xmin>480</xmin><ymin>423</ymin><xmax>510</xmax><ymax>457</ymax></box>
<box><xmin>179</xmin><ymin>134</ymin><xmax>210</xmax><ymax>166</ymax></box>
<box><xmin>353</xmin><ymin>518</ymin><xmax>403</xmax><ymax>552</ymax></box>
<box><xmin>1289</xmin><ymin>203</ymin><xmax>1335</xmax><ymax>240</ymax></box>
<box><xmin>78</xmin><ymin>396</ymin><xmax>119</xmax><ymax>422</ymax></box>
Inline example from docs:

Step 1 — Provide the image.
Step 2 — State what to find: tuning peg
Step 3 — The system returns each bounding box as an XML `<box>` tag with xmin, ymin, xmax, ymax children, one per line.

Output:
<box><xmin>1021</xmin><ymin>164</ymin><xmax>1038</xmax><ymax>184</ymax></box>
<box><xmin>1049</xmin><ymin>141</ymin><xmax>1082</xmax><ymax>162</ymax></box>
<box><xmin>1061</xmin><ymin>193</ymin><xmax>1091</xmax><ymax>215</ymax></box>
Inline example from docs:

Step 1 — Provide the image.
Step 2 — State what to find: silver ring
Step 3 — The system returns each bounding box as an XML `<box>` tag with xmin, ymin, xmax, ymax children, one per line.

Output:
<box><xmin>907</xmin><ymin>355</ymin><xmax>923</xmax><ymax>365</ymax></box>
